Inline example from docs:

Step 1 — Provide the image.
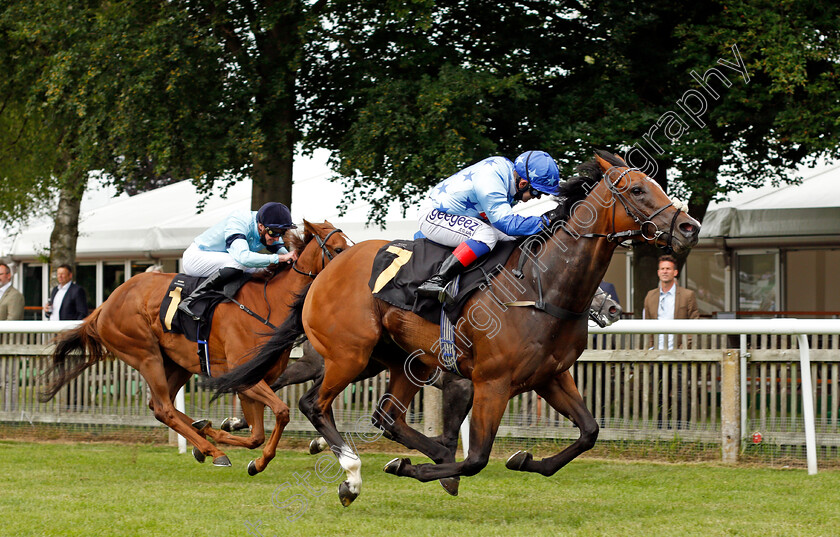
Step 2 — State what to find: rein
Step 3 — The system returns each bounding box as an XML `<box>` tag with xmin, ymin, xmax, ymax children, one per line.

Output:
<box><xmin>234</xmin><ymin>227</ymin><xmax>345</xmax><ymax>328</ymax></box>
<box><xmin>505</xmin><ymin>166</ymin><xmax>685</xmax><ymax>321</ymax></box>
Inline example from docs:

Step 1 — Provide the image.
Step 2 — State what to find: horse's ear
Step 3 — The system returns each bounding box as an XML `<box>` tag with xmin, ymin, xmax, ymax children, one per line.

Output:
<box><xmin>595</xmin><ymin>154</ymin><xmax>614</xmax><ymax>171</ymax></box>
<box><xmin>612</xmin><ymin>153</ymin><xmax>628</xmax><ymax>166</ymax></box>
<box><xmin>303</xmin><ymin>219</ymin><xmax>314</xmax><ymax>232</ymax></box>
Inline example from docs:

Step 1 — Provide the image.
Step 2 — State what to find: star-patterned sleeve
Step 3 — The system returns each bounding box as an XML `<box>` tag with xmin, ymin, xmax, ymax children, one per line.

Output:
<box><xmin>472</xmin><ymin>161</ymin><xmax>544</xmax><ymax>236</ymax></box>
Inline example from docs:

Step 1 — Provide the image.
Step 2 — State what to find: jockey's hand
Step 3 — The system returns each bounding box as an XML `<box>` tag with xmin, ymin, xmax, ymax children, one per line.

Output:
<box><xmin>540</xmin><ymin>208</ymin><xmax>563</xmax><ymax>228</ymax></box>
<box><xmin>277</xmin><ymin>251</ymin><xmax>298</xmax><ymax>265</ymax></box>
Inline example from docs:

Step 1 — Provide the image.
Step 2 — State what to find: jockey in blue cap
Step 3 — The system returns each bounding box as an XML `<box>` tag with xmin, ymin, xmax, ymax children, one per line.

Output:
<box><xmin>178</xmin><ymin>202</ymin><xmax>298</xmax><ymax>319</ymax></box>
<box><xmin>416</xmin><ymin>150</ymin><xmax>561</xmax><ymax>303</ymax></box>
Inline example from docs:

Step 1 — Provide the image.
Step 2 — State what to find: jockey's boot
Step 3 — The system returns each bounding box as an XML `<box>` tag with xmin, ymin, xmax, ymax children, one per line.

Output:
<box><xmin>416</xmin><ymin>254</ymin><xmax>467</xmax><ymax>304</ymax></box>
<box><xmin>178</xmin><ymin>267</ymin><xmax>243</xmax><ymax>320</ymax></box>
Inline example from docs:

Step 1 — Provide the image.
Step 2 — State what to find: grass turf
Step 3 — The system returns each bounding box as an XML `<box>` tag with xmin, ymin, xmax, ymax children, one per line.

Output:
<box><xmin>1</xmin><ymin>440</ymin><xmax>838</xmax><ymax>537</ymax></box>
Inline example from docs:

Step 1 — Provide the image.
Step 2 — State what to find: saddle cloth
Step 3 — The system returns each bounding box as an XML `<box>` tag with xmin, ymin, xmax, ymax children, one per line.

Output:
<box><xmin>368</xmin><ymin>238</ymin><xmax>521</xmax><ymax>325</ymax></box>
<box><xmin>159</xmin><ymin>273</ymin><xmax>251</xmax><ymax>343</ymax></box>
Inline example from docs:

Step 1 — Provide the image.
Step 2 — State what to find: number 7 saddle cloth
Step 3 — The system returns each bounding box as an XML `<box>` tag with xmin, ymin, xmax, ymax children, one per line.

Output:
<box><xmin>368</xmin><ymin>238</ymin><xmax>520</xmax><ymax>325</ymax></box>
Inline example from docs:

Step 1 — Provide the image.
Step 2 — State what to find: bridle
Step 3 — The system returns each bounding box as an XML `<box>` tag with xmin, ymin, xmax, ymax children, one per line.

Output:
<box><xmin>236</xmin><ymin>227</ymin><xmax>346</xmax><ymax>330</ymax></box>
<box><xmin>291</xmin><ymin>227</ymin><xmax>345</xmax><ymax>278</ymax></box>
<box><xmin>579</xmin><ymin>166</ymin><xmax>686</xmax><ymax>253</ymax></box>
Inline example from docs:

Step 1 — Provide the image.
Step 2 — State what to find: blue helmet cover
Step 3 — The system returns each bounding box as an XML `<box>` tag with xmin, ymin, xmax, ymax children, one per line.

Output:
<box><xmin>514</xmin><ymin>150</ymin><xmax>560</xmax><ymax>196</ymax></box>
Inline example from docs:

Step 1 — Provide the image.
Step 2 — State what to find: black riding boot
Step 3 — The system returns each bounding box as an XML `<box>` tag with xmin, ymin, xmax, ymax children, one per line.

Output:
<box><xmin>416</xmin><ymin>254</ymin><xmax>467</xmax><ymax>303</ymax></box>
<box><xmin>178</xmin><ymin>267</ymin><xmax>243</xmax><ymax>320</ymax></box>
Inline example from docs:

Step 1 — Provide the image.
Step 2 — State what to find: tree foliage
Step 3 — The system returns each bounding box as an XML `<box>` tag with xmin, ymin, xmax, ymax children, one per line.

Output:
<box><xmin>2</xmin><ymin>0</ymin><xmax>838</xmax><ymax>283</ymax></box>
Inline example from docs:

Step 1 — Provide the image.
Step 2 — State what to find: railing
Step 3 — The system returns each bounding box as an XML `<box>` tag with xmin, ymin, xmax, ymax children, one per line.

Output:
<box><xmin>2</xmin><ymin>320</ymin><xmax>840</xmax><ymax>473</ymax></box>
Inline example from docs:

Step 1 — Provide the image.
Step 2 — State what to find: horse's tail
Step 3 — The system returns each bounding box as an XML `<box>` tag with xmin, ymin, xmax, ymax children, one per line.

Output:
<box><xmin>39</xmin><ymin>308</ymin><xmax>108</xmax><ymax>402</ymax></box>
<box><xmin>209</xmin><ymin>283</ymin><xmax>311</xmax><ymax>396</ymax></box>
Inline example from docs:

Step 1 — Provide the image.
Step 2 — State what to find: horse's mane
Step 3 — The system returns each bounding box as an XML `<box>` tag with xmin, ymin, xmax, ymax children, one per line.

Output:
<box><xmin>284</xmin><ymin>228</ymin><xmax>313</xmax><ymax>256</ymax></box>
<box><xmin>553</xmin><ymin>149</ymin><xmax>626</xmax><ymax>220</ymax></box>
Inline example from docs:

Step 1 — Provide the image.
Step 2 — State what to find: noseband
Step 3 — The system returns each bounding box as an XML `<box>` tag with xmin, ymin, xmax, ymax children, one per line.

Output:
<box><xmin>292</xmin><ymin>228</ymin><xmax>344</xmax><ymax>278</ymax></box>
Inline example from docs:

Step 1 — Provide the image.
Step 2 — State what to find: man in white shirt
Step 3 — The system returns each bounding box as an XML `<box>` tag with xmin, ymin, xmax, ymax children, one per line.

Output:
<box><xmin>45</xmin><ymin>265</ymin><xmax>88</xmax><ymax>320</ymax></box>
<box><xmin>0</xmin><ymin>263</ymin><xmax>24</xmax><ymax>320</ymax></box>
<box><xmin>643</xmin><ymin>255</ymin><xmax>699</xmax><ymax>349</ymax></box>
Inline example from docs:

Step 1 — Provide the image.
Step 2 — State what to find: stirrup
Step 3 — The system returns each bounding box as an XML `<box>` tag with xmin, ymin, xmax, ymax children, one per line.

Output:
<box><xmin>437</xmin><ymin>285</ymin><xmax>457</xmax><ymax>306</ymax></box>
<box><xmin>178</xmin><ymin>301</ymin><xmax>201</xmax><ymax>321</ymax></box>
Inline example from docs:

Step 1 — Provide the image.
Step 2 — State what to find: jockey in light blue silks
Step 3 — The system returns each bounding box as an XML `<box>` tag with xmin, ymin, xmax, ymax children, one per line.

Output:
<box><xmin>416</xmin><ymin>150</ymin><xmax>562</xmax><ymax>303</ymax></box>
<box><xmin>178</xmin><ymin>202</ymin><xmax>298</xmax><ymax>319</ymax></box>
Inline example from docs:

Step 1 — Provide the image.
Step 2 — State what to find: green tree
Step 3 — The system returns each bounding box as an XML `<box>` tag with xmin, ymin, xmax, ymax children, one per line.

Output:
<box><xmin>0</xmin><ymin>0</ymin><xmax>97</xmax><ymax>269</ymax></box>
<box><xmin>541</xmin><ymin>0</ymin><xmax>840</xmax><ymax>313</ymax></box>
<box><xmin>300</xmin><ymin>0</ymin><xmax>583</xmax><ymax>225</ymax></box>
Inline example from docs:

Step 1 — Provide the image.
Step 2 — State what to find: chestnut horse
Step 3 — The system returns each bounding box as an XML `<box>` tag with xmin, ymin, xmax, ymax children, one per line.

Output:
<box><xmin>275</xmin><ymin>286</ymin><xmax>621</xmax><ymax>495</ymax></box>
<box><xmin>40</xmin><ymin>221</ymin><xmax>351</xmax><ymax>475</ymax></box>
<box><xmin>211</xmin><ymin>151</ymin><xmax>700</xmax><ymax>505</ymax></box>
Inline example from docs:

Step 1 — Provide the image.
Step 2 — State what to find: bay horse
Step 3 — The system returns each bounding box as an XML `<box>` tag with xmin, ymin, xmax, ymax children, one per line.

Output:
<box><xmin>274</xmin><ymin>286</ymin><xmax>621</xmax><ymax>495</ymax></box>
<box><xmin>40</xmin><ymin>220</ymin><xmax>351</xmax><ymax>475</ymax></box>
<box><xmin>211</xmin><ymin>151</ymin><xmax>700</xmax><ymax>505</ymax></box>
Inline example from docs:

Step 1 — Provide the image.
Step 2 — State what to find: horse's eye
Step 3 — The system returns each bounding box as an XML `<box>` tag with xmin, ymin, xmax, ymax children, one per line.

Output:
<box><xmin>334</xmin><ymin>248</ymin><xmax>343</xmax><ymax>254</ymax></box>
<box><xmin>631</xmin><ymin>186</ymin><xmax>643</xmax><ymax>195</ymax></box>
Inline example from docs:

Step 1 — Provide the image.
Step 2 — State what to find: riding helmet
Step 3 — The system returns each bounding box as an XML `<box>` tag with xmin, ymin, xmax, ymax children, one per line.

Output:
<box><xmin>257</xmin><ymin>202</ymin><xmax>297</xmax><ymax>230</ymax></box>
<box><xmin>514</xmin><ymin>150</ymin><xmax>561</xmax><ymax>196</ymax></box>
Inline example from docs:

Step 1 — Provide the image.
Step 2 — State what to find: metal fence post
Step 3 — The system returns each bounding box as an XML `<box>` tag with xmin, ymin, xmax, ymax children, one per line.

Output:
<box><xmin>721</xmin><ymin>350</ymin><xmax>741</xmax><ymax>463</ymax></box>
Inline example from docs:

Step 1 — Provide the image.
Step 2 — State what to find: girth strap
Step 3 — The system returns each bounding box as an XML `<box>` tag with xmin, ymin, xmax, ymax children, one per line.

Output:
<box><xmin>502</xmin><ymin>266</ymin><xmax>585</xmax><ymax>321</ymax></box>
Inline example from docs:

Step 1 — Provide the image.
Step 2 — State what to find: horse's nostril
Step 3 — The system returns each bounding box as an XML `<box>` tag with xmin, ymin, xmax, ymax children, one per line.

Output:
<box><xmin>679</xmin><ymin>222</ymin><xmax>697</xmax><ymax>237</ymax></box>
<box><xmin>609</xmin><ymin>306</ymin><xmax>618</xmax><ymax>315</ymax></box>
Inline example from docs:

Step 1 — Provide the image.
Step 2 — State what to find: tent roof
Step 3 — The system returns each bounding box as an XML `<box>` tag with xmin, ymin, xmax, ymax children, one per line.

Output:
<box><xmin>700</xmin><ymin>162</ymin><xmax>840</xmax><ymax>238</ymax></box>
<box><xmin>8</xmin><ymin>153</ymin><xmax>422</xmax><ymax>260</ymax></box>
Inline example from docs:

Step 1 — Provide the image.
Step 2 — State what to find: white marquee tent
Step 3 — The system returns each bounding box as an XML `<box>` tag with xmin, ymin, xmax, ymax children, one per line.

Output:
<box><xmin>699</xmin><ymin>161</ymin><xmax>840</xmax><ymax>242</ymax></box>
<box><xmin>7</xmin><ymin>153</ymin><xmax>423</xmax><ymax>261</ymax></box>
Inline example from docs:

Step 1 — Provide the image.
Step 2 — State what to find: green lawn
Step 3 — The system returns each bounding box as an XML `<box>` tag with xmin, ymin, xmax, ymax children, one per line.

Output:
<box><xmin>1</xmin><ymin>440</ymin><xmax>838</xmax><ymax>537</ymax></box>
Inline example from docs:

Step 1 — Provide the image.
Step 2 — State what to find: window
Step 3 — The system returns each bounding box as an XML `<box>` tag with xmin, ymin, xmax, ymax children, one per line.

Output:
<box><xmin>684</xmin><ymin>251</ymin><xmax>726</xmax><ymax>315</ymax></box>
<box><xmin>785</xmin><ymin>249</ymin><xmax>840</xmax><ymax>313</ymax></box>
<box><xmin>103</xmin><ymin>262</ymin><xmax>125</xmax><ymax>301</ymax></box>
<box><xmin>21</xmin><ymin>263</ymin><xmax>43</xmax><ymax>320</ymax></box>
<box><xmin>737</xmin><ymin>252</ymin><xmax>778</xmax><ymax>312</ymax></box>
<box><xmin>74</xmin><ymin>264</ymin><xmax>97</xmax><ymax>314</ymax></box>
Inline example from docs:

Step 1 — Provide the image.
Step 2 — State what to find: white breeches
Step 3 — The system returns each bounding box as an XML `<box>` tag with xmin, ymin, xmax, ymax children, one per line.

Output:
<box><xmin>417</xmin><ymin>208</ymin><xmax>513</xmax><ymax>248</ymax></box>
<box><xmin>181</xmin><ymin>243</ymin><xmax>253</xmax><ymax>277</ymax></box>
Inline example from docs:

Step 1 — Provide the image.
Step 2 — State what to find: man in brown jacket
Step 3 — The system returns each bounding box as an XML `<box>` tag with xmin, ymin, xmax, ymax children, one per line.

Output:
<box><xmin>643</xmin><ymin>255</ymin><xmax>699</xmax><ymax>349</ymax></box>
<box><xmin>0</xmin><ymin>263</ymin><xmax>25</xmax><ymax>320</ymax></box>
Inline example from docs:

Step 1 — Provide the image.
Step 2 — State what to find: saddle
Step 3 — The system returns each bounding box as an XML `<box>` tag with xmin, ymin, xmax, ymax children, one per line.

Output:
<box><xmin>368</xmin><ymin>238</ymin><xmax>521</xmax><ymax>325</ymax></box>
<box><xmin>159</xmin><ymin>273</ymin><xmax>252</xmax><ymax>375</ymax></box>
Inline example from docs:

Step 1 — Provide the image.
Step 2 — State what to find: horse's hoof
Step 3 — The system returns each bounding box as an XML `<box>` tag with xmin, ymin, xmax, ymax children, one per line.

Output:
<box><xmin>338</xmin><ymin>481</ymin><xmax>358</xmax><ymax>507</ymax></box>
<box><xmin>191</xmin><ymin>419</ymin><xmax>211</xmax><ymax>432</ymax></box>
<box><xmin>213</xmin><ymin>455</ymin><xmax>232</xmax><ymax>467</ymax></box>
<box><xmin>439</xmin><ymin>477</ymin><xmax>460</xmax><ymax>496</ymax></box>
<box><xmin>220</xmin><ymin>417</ymin><xmax>234</xmax><ymax>432</ymax></box>
<box><xmin>247</xmin><ymin>460</ymin><xmax>259</xmax><ymax>476</ymax></box>
<box><xmin>383</xmin><ymin>457</ymin><xmax>411</xmax><ymax>476</ymax></box>
<box><xmin>308</xmin><ymin>437</ymin><xmax>326</xmax><ymax>455</ymax></box>
<box><xmin>505</xmin><ymin>450</ymin><xmax>532</xmax><ymax>471</ymax></box>
<box><xmin>192</xmin><ymin>447</ymin><xmax>206</xmax><ymax>463</ymax></box>
<box><xmin>221</xmin><ymin>417</ymin><xmax>248</xmax><ymax>432</ymax></box>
